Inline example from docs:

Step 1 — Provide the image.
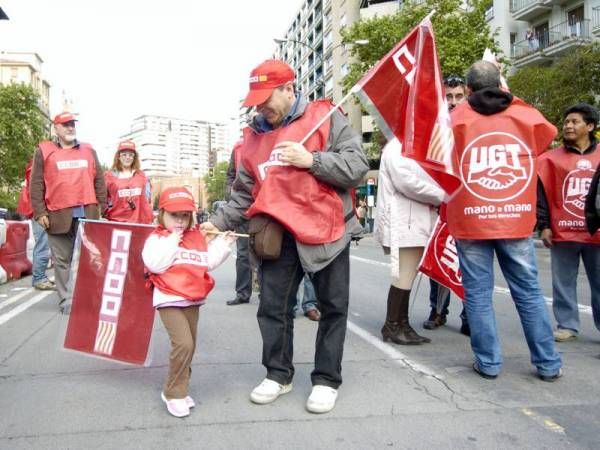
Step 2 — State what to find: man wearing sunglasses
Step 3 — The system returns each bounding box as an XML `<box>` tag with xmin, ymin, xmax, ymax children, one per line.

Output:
<box><xmin>423</xmin><ymin>75</ymin><xmax>470</xmax><ymax>336</ymax></box>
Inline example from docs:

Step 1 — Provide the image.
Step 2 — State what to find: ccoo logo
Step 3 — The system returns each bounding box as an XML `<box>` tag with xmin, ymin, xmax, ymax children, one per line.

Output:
<box><xmin>562</xmin><ymin>159</ymin><xmax>594</xmax><ymax>219</ymax></box>
<box><xmin>460</xmin><ymin>132</ymin><xmax>533</xmax><ymax>202</ymax></box>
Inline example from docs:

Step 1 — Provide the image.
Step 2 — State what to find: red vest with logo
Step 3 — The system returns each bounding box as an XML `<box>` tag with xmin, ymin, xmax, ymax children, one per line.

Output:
<box><xmin>147</xmin><ymin>227</ymin><xmax>215</xmax><ymax>301</ymax></box>
<box><xmin>538</xmin><ymin>145</ymin><xmax>600</xmax><ymax>243</ymax></box>
<box><xmin>240</xmin><ymin>100</ymin><xmax>344</xmax><ymax>244</ymax></box>
<box><xmin>16</xmin><ymin>161</ymin><xmax>33</xmax><ymax>218</ymax></box>
<box><xmin>40</xmin><ymin>141</ymin><xmax>98</xmax><ymax>211</ymax></box>
<box><xmin>104</xmin><ymin>170</ymin><xmax>153</xmax><ymax>224</ymax></box>
<box><xmin>447</xmin><ymin>97</ymin><xmax>557</xmax><ymax>239</ymax></box>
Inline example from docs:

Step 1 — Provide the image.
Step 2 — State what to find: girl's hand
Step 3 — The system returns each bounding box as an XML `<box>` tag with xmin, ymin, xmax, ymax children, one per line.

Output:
<box><xmin>169</xmin><ymin>228</ymin><xmax>183</xmax><ymax>244</ymax></box>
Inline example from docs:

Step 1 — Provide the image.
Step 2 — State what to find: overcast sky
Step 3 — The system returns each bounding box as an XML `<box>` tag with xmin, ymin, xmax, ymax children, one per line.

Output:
<box><xmin>0</xmin><ymin>0</ymin><xmax>302</xmax><ymax>163</ymax></box>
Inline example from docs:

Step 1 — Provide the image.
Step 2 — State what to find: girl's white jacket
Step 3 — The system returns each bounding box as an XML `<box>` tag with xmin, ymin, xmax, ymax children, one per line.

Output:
<box><xmin>374</xmin><ymin>139</ymin><xmax>445</xmax><ymax>251</ymax></box>
<box><xmin>142</xmin><ymin>233</ymin><xmax>232</xmax><ymax>307</ymax></box>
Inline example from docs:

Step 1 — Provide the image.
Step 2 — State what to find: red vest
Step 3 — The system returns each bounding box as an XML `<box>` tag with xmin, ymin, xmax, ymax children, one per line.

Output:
<box><xmin>16</xmin><ymin>161</ymin><xmax>33</xmax><ymax>218</ymax></box>
<box><xmin>538</xmin><ymin>145</ymin><xmax>600</xmax><ymax>243</ymax></box>
<box><xmin>447</xmin><ymin>97</ymin><xmax>557</xmax><ymax>239</ymax></box>
<box><xmin>232</xmin><ymin>140</ymin><xmax>244</xmax><ymax>173</ymax></box>
<box><xmin>40</xmin><ymin>141</ymin><xmax>98</xmax><ymax>211</ymax></box>
<box><xmin>241</xmin><ymin>100</ymin><xmax>344</xmax><ymax>244</ymax></box>
<box><xmin>104</xmin><ymin>170</ymin><xmax>153</xmax><ymax>224</ymax></box>
<box><xmin>147</xmin><ymin>227</ymin><xmax>215</xmax><ymax>301</ymax></box>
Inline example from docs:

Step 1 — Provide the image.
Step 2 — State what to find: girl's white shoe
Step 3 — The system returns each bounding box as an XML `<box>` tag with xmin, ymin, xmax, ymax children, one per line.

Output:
<box><xmin>161</xmin><ymin>392</ymin><xmax>190</xmax><ymax>418</ymax></box>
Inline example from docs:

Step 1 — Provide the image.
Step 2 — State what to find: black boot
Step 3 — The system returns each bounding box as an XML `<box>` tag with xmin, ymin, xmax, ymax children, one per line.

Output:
<box><xmin>381</xmin><ymin>287</ymin><xmax>403</xmax><ymax>343</ymax></box>
<box><xmin>395</xmin><ymin>287</ymin><xmax>431</xmax><ymax>344</ymax></box>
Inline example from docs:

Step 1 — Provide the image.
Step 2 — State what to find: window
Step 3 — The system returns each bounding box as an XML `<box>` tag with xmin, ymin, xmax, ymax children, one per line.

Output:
<box><xmin>340</xmin><ymin>63</ymin><xmax>348</xmax><ymax>76</ymax></box>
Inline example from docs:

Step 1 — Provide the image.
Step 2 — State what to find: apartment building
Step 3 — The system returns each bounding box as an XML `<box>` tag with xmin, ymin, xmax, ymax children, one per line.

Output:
<box><xmin>0</xmin><ymin>51</ymin><xmax>50</xmax><ymax>118</ymax></box>
<box><xmin>274</xmin><ymin>0</ymin><xmax>363</xmax><ymax>134</ymax></box>
<box><xmin>486</xmin><ymin>0</ymin><xmax>600</xmax><ymax>69</ymax></box>
<box><xmin>121</xmin><ymin>115</ymin><xmax>235</xmax><ymax>177</ymax></box>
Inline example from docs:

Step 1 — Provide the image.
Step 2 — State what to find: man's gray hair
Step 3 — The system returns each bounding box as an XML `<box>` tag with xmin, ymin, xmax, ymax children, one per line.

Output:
<box><xmin>466</xmin><ymin>61</ymin><xmax>501</xmax><ymax>92</ymax></box>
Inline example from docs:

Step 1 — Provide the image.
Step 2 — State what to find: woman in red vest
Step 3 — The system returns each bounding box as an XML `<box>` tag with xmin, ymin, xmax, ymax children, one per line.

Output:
<box><xmin>142</xmin><ymin>186</ymin><xmax>236</xmax><ymax>418</ymax></box>
<box><xmin>104</xmin><ymin>141</ymin><xmax>153</xmax><ymax>224</ymax></box>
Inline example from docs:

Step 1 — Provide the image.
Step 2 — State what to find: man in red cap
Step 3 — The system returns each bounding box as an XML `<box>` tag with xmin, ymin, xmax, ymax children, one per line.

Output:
<box><xmin>30</xmin><ymin>112</ymin><xmax>107</xmax><ymax>314</ymax></box>
<box><xmin>202</xmin><ymin>59</ymin><xmax>368</xmax><ymax>413</ymax></box>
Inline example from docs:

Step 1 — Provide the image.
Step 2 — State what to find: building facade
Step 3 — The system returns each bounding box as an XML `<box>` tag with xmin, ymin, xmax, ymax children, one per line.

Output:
<box><xmin>120</xmin><ymin>115</ymin><xmax>235</xmax><ymax>177</ymax></box>
<box><xmin>0</xmin><ymin>51</ymin><xmax>50</xmax><ymax>119</ymax></box>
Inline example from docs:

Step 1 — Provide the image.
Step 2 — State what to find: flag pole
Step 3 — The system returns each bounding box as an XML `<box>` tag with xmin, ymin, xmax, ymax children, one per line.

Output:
<box><xmin>299</xmin><ymin>84</ymin><xmax>362</xmax><ymax>145</ymax></box>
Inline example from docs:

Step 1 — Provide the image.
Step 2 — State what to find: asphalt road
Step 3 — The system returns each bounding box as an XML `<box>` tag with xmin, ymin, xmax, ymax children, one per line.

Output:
<box><xmin>0</xmin><ymin>237</ymin><xmax>598</xmax><ymax>449</ymax></box>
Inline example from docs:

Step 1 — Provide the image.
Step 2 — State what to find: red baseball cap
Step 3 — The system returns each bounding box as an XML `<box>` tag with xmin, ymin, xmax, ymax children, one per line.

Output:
<box><xmin>158</xmin><ymin>187</ymin><xmax>196</xmax><ymax>212</ymax></box>
<box><xmin>242</xmin><ymin>59</ymin><xmax>295</xmax><ymax>107</ymax></box>
<box><xmin>53</xmin><ymin>112</ymin><xmax>78</xmax><ymax>125</ymax></box>
<box><xmin>118</xmin><ymin>140</ymin><xmax>136</xmax><ymax>152</ymax></box>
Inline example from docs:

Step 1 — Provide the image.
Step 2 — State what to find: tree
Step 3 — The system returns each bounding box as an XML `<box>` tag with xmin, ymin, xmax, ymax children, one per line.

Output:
<box><xmin>0</xmin><ymin>83</ymin><xmax>48</xmax><ymax>209</ymax></box>
<box><xmin>508</xmin><ymin>43</ymin><xmax>600</xmax><ymax>130</ymax></box>
<box><xmin>342</xmin><ymin>0</ymin><xmax>499</xmax><ymax>160</ymax></box>
<box><xmin>202</xmin><ymin>161</ymin><xmax>229</xmax><ymax>206</ymax></box>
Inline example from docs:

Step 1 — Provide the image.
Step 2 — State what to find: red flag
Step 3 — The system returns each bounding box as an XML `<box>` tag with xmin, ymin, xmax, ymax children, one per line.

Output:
<box><xmin>64</xmin><ymin>221</ymin><xmax>155</xmax><ymax>365</ymax></box>
<box><xmin>355</xmin><ymin>17</ymin><xmax>460</xmax><ymax>196</ymax></box>
<box><xmin>418</xmin><ymin>212</ymin><xmax>464</xmax><ymax>300</ymax></box>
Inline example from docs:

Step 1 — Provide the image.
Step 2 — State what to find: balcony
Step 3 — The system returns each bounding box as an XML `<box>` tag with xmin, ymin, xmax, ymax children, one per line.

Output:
<box><xmin>509</xmin><ymin>0</ymin><xmax>552</xmax><ymax>22</ymax></box>
<box><xmin>511</xmin><ymin>19</ymin><xmax>591</xmax><ymax>68</ymax></box>
<box><xmin>593</xmin><ymin>7</ymin><xmax>600</xmax><ymax>36</ymax></box>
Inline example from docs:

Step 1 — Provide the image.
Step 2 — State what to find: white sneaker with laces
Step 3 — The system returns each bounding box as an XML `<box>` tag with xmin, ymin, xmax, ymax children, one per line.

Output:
<box><xmin>161</xmin><ymin>392</ymin><xmax>190</xmax><ymax>418</ymax></box>
<box><xmin>306</xmin><ymin>385</ymin><xmax>338</xmax><ymax>414</ymax></box>
<box><xmin>250</xmin><ymin>378</ymin><xmax>292</xmax><ymax>404</ymax></box>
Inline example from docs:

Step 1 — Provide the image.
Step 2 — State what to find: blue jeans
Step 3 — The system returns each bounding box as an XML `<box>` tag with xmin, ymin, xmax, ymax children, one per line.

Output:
<box><xmin>551</xmin><ymin>242</ymin><xmax>600</xmax><ymax>333</ymax></box>
<box><xmin>31</xmin><ymin>219</ymin><xmax>50</xmax><ymax>284</ymax></box>
<box><xmin>295</xmin><ymin>274</ymin><xmax>318</xmax><ymax>314</ymax></box>
<box><xmin>456</xmin><ymin>238</ymin><xmax>561</xmax><ymax>377</ymax></box>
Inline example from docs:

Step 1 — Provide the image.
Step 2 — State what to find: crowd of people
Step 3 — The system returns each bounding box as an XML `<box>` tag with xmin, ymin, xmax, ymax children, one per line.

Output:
<box><xmin>16</xmin><ymin>56</ymin><xmax>600</xmax><ymax>419</ymax></box>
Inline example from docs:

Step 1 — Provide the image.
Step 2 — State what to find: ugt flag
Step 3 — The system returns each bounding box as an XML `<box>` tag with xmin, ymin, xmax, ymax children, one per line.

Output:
<box><xmin>64</xmin><ymin>221</ymin><xmax>155</xmax><ymax>365</ymax></box>
<box><xmin>418</xmin><ymin>209</ymin><xmax>465</xmax><ymax>300</ymax></box>
<box><xmin>355</xmin><ymin>16</ymin><xmax>460</xmax><ymax>196</ymax></box>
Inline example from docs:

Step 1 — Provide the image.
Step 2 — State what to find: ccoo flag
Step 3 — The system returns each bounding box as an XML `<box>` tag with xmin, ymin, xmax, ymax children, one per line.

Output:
<box><xmin>355</xmin><ymin>16</ymin><xmax>460</xmax><ymax>196</ymax></box>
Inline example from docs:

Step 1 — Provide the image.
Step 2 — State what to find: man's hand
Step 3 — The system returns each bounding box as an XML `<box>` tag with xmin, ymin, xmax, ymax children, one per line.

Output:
<box><xmin>200</xmin><ymin>221</ymin><xmax>220</xmax><ymax>243</ymax></box>
<box><xmin>37</xmin><ymin>215</ymin><xmax>49</xmax><ymax>230</ymax></box>
<box><xmin>540</xmin><ymin>228</ymin><xmax>553</xmax><ymax>248</ymax></box>
<box><xmin>275</xmin><ymin>141</ymin><xmax>313</xmax><ymax>169</ymax></box>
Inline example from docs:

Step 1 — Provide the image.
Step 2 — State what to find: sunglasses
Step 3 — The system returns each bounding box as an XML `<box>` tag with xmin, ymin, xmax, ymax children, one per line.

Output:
<box><xmin>444</xmin><ymin>75</ymin><xmax>465</xmax><ymax>86</ymax></box>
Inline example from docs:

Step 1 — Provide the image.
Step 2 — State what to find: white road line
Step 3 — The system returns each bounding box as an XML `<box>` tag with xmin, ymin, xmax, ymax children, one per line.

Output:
<box><xmin>353</xmin><ymin>255</ymin><xmax>593</xmax><ymax>316</ymax></box>
<box><xmin>346</xmin><ymin>320</ymin><xmax>442</xmax><ymax>379</ymax></box>
<box><xmin>0</xmin><ymin>287</ymin><xmax>35</xmax><ymax>312</ymax></box>
<box><xmin>0</xmin><ymin>291</ymin><xmax>54</xmax><ymax>326</ymax></box>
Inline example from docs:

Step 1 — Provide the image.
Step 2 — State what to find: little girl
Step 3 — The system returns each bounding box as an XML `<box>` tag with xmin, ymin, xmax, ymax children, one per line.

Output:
<box><xmin>142</xmin><ymin>186</ymin><xmax>235</xmax><ymax>418</ymax></box>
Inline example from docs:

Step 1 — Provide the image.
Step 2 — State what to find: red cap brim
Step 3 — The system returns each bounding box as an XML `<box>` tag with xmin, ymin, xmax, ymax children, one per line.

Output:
<box><xmin>242</xmin><ymin>88</ymin><xmax>274</xmax><ymax>107</ymax></box>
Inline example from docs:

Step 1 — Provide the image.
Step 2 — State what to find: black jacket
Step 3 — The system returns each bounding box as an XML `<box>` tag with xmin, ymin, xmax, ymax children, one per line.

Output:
<box><xmin>585</xmin><ymin>159</ymin><xmax>600</xmax><ymax>235</ymax></box>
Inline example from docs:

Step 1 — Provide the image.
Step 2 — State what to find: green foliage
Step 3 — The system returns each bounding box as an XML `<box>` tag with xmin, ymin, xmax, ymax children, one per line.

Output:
<box><xmin>202</xmin><ymin>161</ymin><xmax>229</xmax><ymax>205</ymax></box>
<box><xmin>0</xmin><ymin>83</ymin><xmax>47</xmax><ymax>209</ymax></box>
<box><xmin>508</xmin><ymin>43</ymin><xmax>600</xmax><ymax>130</ymax></box>
<box><xmin>342</xmin><ymin>0</ymin><xmax>501</xmax><ymax>94</ymax></box>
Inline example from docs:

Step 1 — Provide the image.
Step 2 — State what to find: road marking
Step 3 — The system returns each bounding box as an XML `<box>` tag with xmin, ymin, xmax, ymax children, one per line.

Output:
<box><xmin>346</xmin><ymin>320</ymin><xmax>442</xmax><ymax>379</ymax></box>
<box><xmin>12</xmin><ymin>287</ymin><xmax>28</xmax><ymax>291</ymax></box>
<box><xmin>521</xmin><ymin>408</ymin><xmax>565</xmax><ymax>435</ymax></box>
<box><xmin>0</xmin><ymin>287</ymin><xmax>35</xmax><ymax>312</ymax></box>
<box><xmin>0</xmin><ymin>291</ymin><xmax>54</xmax><ymax>326</ymax></box>
<box><xmin>352</xmin><ymin>255</ymin><xmax>593</xmax><ymax>316</ymax></box>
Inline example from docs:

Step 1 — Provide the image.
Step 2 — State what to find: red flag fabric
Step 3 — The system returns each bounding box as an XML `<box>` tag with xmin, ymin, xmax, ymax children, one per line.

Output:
<box><xmin>64</xmin><ymin>221</ymin><xmax>155</xmax><ymax>365</ymax></box>
<box><xmin>418</xmin><ymin>213</ymin><xmax>465</xmax><ymax>300</ymax></box>
<box><xmin>355</xmin><ymin>17</ymin><xmax>460</xmax><ymax>196</ymax></box>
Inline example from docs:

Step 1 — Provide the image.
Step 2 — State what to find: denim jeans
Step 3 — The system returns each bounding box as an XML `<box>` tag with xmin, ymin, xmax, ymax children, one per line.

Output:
<box><xmin>295</xmin><ymin>274</ymin><xmax>318</xmax><ymax>314</ymax></box>
<box><xmin>551</xmin><ymin>242</ymin><xmax>600</xmax><ymax>333</ymax></box>
<box><xmin>428</xmin><ymin>279</ymin><xmax>468</xmax><ymax>323</ymax></box>
<box><xmin>258</xmin><ymin>231</ymin><xmax>350</xmax><ymax>388</ymax></box>
<box><xmin>456</xmin><ymin>238</ymin><xmax>561</xmax><ymax>377</ymax></box>
<box><xmin>31</xmin><ymin>219</ymin><xmax>50</xmax><ymax>285</ymax></box>
<box><xmin>234</xmin><ymin>222</ymin><xmax>252</xmax><ymax>301</ymax></box>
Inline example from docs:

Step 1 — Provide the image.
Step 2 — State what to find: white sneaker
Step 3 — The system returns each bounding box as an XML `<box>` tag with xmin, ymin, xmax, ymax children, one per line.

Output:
<box><xmin>306</xmin><ymin>385</ymin><xmax>338</xmax><ymax>414</ymax></box>
<box><xmin>250</xmin><ymin>378</ymin><xmax>292</xmax><ymax>404</ymax></box>
<box><xmin>161</xmin><ymin>392</ymin><xmax>190</xmax><ymax>418</ymax></box>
